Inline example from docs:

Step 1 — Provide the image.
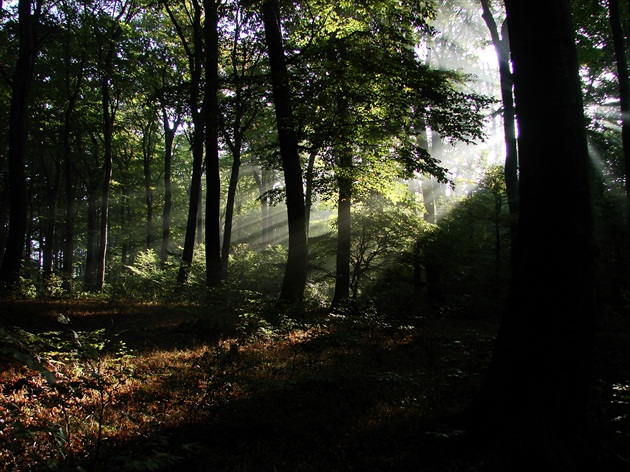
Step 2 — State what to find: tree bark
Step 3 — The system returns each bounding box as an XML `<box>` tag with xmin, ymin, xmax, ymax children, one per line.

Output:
<box><xmin>142</xmin><ymin>118</ymin><xmax>156</xmax><ymax>250</ymax></box>
<box><xmin>222</xmin><ymin>138</ymin><xmax>241</xmax><ymax>271</ymax></box>
<box><xmin>84</xmin><ymin>183</ymin><xmax>99</xmax><ymax>290</ymax></box>
<box><xmin>173</xmin><ymin>0</ymin><xmax>205</xmax><ymax>284</ymax></box>
<box><xmin>160</xmin><ymin>106</ymin><xmax>178</xmax><ymax>265</ymax></box>
<box><xmin>95</xmin><ymin>50</ymin><xmax>116</xmax><ymax>291</ymax></box>
<box><xmin>608</xmin><ymin>0</ymin><xmax>630</xmax><ymax>236</ymax></box>
<box><xmin>479</xmin><ymin>0</ymin><xmax>519</xmax><ymax>264</ymax></box>
<box><xmin>41</xmin><ymin>155</ymin><xmax>60</xmax><ymax>280</ymax></box>
<box><xmin>62</xmin><ymin>52</ymin><xmax>85</xmax><ymax>290</ymax></box>
<box><xmin>262</xmin><ymin>0</ymin><xmax>308</xmax><ymax>306</ymax></box>
<box><xmin>204</xmin><ymin>0</ymin><xmax>222</xmax><ymax>285</ymax></box>
<box><xmin>0</xmin><ymin>0</ymin><xmax>38</xmax><ymax>288</ymax></box>
<box><xmin>332</xmin><ymin>151</ymin><xmax>352</xmax><ymax>307</ymax></box>
<box><xmin>467</xmin><ymin>1</ymin><xmax>601</xmax><ymax>467</ymax></box>
<box><xmin>304</xmin><ymin>150</ymin><xmax>317</xmax><ymax>237</ymax></box>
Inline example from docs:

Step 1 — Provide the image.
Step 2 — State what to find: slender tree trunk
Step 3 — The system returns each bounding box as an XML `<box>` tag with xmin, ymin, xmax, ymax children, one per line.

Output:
<box><xmin>142</xmin><ymin>120</ymin><xmax>156</xmax><ymax>250</ymax></box>
<box><xmin>262</xmin><ymin>0</ymin><xmax>308</xmax><ymax>305</ymax></box>
<box><xmin>332</xmin><ymin>151</ymin><xmax>352</xmax><ymax>307</ymax></box>
<box><xmin>178</xmin><ymin>126</ymin><xmax>204</xmax><ymax>283</ymax></box>
<box><xmin>160</xmin><ymin>108</ymin><xmax>178</xmax><ymax>265</ymax></box>
<box><xmin>222</xmin><ymin>139</ymin><xmax>241</xmax><ymax>271</ymax></box>
<box><xmin>467</xmin><ymin>2</ymin><xmax>601</xmax><ymax>467</ymax></box>
<box><xmin>96</xmin><ymin>75</ymin><xmax>114</xmax><ymax>291</ymax></box>
<box><xmin>480</xmin><ymin>0</ymin><xmax>519</xmax><ymax>263</ymax></box>
<box><xmin>304</xmin><ymin>151</ymin><xmax>317</xmax><ymax>237</ymax></box>
<box><xmin>0</xmin><ymin>0</ymin><xmax>38</xmax><ymax>288</ymax></box>
<box><xmin>85</xmin><ymin>185</ymin><xmax>99</xmax><ymax>290</ymax></box>
<box><xmin>41</xmin><ymin>160</ymin><xmax>60</xmax><ymax>280</ymax></box>
<box><xmin>423</xmin><ymin>131</ymin><xmax>444</xmax><ymax>305</ymax></box>
<box><xmin>204</xmin><ymin>0</ymin><xmax>222</xmax><ymax>285</ymax></box>
<box><xmin>196</xmin><ymin>186</ymin><xmax>204</xmax><ymax>244</ymax></box>
<box><xmin>94</xmin><ymin>25</ymin><xmax>122</xmax><ymax>291</ymax></box>
<box><xmin>176</xmin><ymin>0</ymin><xmax>205</xmax><ymax>285</ymax></box>
<box><xmin>62</xmin><ymin>54</ymin><xmax>85</xmax><ymax>290</ymax></box>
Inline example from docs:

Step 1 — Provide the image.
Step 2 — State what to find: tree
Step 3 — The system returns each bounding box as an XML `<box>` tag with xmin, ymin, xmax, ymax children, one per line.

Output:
<box><xmin>0</xmin><ymin>0</ymin><xmax>40</xmax><ymax>288</ymax></box>
<box><xmin>204</xmin><ymin>0</ymin><xmax>222</xmax><ymax>285</ymax></box>
<box><xmin>465</xmin><ymin>1</ymin><xmax>616</xmax><ymax>468</ymax></box>
<box><xmin>479</xmin><ymin>0</ymin><xmax>518</xmax><ymax>263</ymax></box>
<box><xmin>261</xmin><ymin>0</ymin><xmax>308</xmax><ymax>306</ymax></box>
<box><xmin>608</xmin><ymin>0</ymin><xmax>630</xmax><ymax>237</ymax></box>
<box><xmin>163</xmin><ymin>0</ymin><xmax>207</xmax><ymax>285</ymax></box>
<box><xmin>288</xmin><ymin>1</ymin><xmax>489</xmax><ymax>307</ymax></box>
<box><xmin>219</xmin><ymin>2</ymin><xmax>264</xmax><ymax>272</ymax></box>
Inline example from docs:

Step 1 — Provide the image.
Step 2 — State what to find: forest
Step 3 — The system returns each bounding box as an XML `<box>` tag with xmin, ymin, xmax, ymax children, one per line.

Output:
<box><xmin>0</xmin><ymin>0</ymin><xmax>629</xmax><ymax>470</ymax></box>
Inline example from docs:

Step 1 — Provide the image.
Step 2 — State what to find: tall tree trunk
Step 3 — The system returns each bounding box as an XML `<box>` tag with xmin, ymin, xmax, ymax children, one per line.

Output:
<box><xmin>142</xmin><ymin>119</ymin><xmax>156</xmax><ymax>250</ymax></box>
<box><xmin>178</xmin><ymin>127</ymin><xmax>204</xmax><ymax>283</ymax></box>
<box><xmin>609</xmin><ymin>0</ymin><xmax>630</xmax><ymax>237</ymax></box>
<box><xmin>160</xmin><ymin>107</ymin><xmax>178</xmax><ymax>265</ymax></box>
<box><xmin>204</xmin><ymin>0</ymin><xmax>222</xmax><ymax>285</ymax></box>
<box><xmin>41</xmin><ymin>158</ymin><xmax>60</xmax><ymax>280</ymax></box>
<box><xmin>94</xmin><ymin>26</ymin><xmax>122</xmax><ymax>291</ymax></box>
<box><xmin>222</xmin><ymin>139</ymin><xmax>241</xmax><ymax>271</ymax></box>
<box><xmin>0</xmin><ymin>0</ymin><xmax>38</xmax><ymax>288</ymax></box>
<box><xmin>262</xmin><ymin>0</ymin><xmax>308</xmax><ymax>306</ymax></box>
<box><xmin>120</xmin><ymin>179</ymin><xmax>132</xmax><ymax>265</ymax></box>
<box><xmin>304</xmin><ymin>151</ymin><xmax>317</xmax><ymax>237</ymax></box>
<box><xmin>62</xmin><ymin>53</ymin><xmax>85</xmax><ymax>290</ymax></box>
<box><xmin>176</xmin><ymin>0</ymin><xmax>204</xmax><ymax>285</ymax></box>
<box><xmin>96</xmin><ymin>73</ymin><xmax>114</xmax><ymax>291</ymax></box>
<box><xmin>85</xmin><ymin>184</ymin><xmax>99</xmax><ymax>290</ymax></box>
<box><xmin>480</xmin><ymin>0</ymin><xmax>519</xmax><ymax>263</ymax></box>
<box><xmin>467</xmin><ymin>1</ymin><xmax>601</xmax><ymax>467</ymax></box>
<box><xmin>332</xmin><ymin>151</ymin><xmax>352</xmax><ymax>307</ymax></box>
<box><xmin>423</xmin><ymin>131</ymin><xmax>444</xmax><ymax>306</ymax></box>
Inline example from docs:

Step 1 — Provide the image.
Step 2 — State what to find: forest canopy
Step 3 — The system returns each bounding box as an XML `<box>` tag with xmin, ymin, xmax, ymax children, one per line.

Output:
<box><xmin>0</xmin><ymin>0</ymin><xmax>500</xmax><ymax>303</ymax></box>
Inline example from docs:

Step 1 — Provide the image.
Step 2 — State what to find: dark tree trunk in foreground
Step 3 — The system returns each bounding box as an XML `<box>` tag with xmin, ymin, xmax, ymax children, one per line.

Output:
<box><xmin>465</xmin><ymin>2</ymin><xmax>611</xmax><ymax>469</ymax></box>
<box><xmin>0</xmin><ymin>0</ymin><xmax>38</xmax><ymax>288</ymax></box>
<box><xmin>608</xmin><ymin>0</ymin><xmax>630</xmax><ymax>237</ymax></box>
<box><xmin>262</xmin><ymin>0</ymin><xmax>308</xmax><ymax>306</ymax></box>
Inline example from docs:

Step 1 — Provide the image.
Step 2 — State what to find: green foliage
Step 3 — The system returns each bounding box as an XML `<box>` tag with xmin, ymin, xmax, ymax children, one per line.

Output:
<box><xmin>348</xmin><ymin>193</ymin><xmax>425</xmax><ymax>298</ymax></box>
<box><xmin>109</xmin><ymin>249</ymin><xmax>176</xmax><ymax>303</ymax></box>
<box><xmin>43</xmin><ymin>273</ymin><xmax>67</xmax><ymax>300</ymax></box>
<box><xmin>225</xmin><ymin>244</ymin><xmax>287</xmax><ymax>297</ymax></box>
<box><xmin>421</xmin><ymin>165</ymin><xmax>511</xmax><ymax>315</ymax></box>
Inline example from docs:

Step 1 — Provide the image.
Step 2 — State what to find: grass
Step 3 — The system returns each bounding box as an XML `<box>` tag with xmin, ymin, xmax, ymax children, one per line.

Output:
<box><xmin>0</xmin><ymin>298</ymin><xmax>628</xmax><ymax>471</ymax></box>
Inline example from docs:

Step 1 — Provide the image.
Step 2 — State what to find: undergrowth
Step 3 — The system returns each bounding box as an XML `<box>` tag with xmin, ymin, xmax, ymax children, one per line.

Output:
<box><xmin>0</xmin><ymin>300</ymin><xmax>500</xmax><ymax>471</ymax></box>
<box><xmin>0</xmin><ymin>278</ymin><xmax>628</xmax><ymax>471</ymax></box>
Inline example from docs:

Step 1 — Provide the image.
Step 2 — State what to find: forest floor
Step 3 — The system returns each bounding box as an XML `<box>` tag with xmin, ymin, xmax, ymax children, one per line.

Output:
<box><xmin>0</xmin><ymin>298</ymin><xmax>629</xmax><ymax>471</ymax></box>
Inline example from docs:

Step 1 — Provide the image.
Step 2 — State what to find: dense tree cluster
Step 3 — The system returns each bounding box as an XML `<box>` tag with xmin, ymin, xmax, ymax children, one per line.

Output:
<box><xmin>0</xmin><ymin>0</ymin><xmax>494</xmax><ymax>305</ymax></box>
